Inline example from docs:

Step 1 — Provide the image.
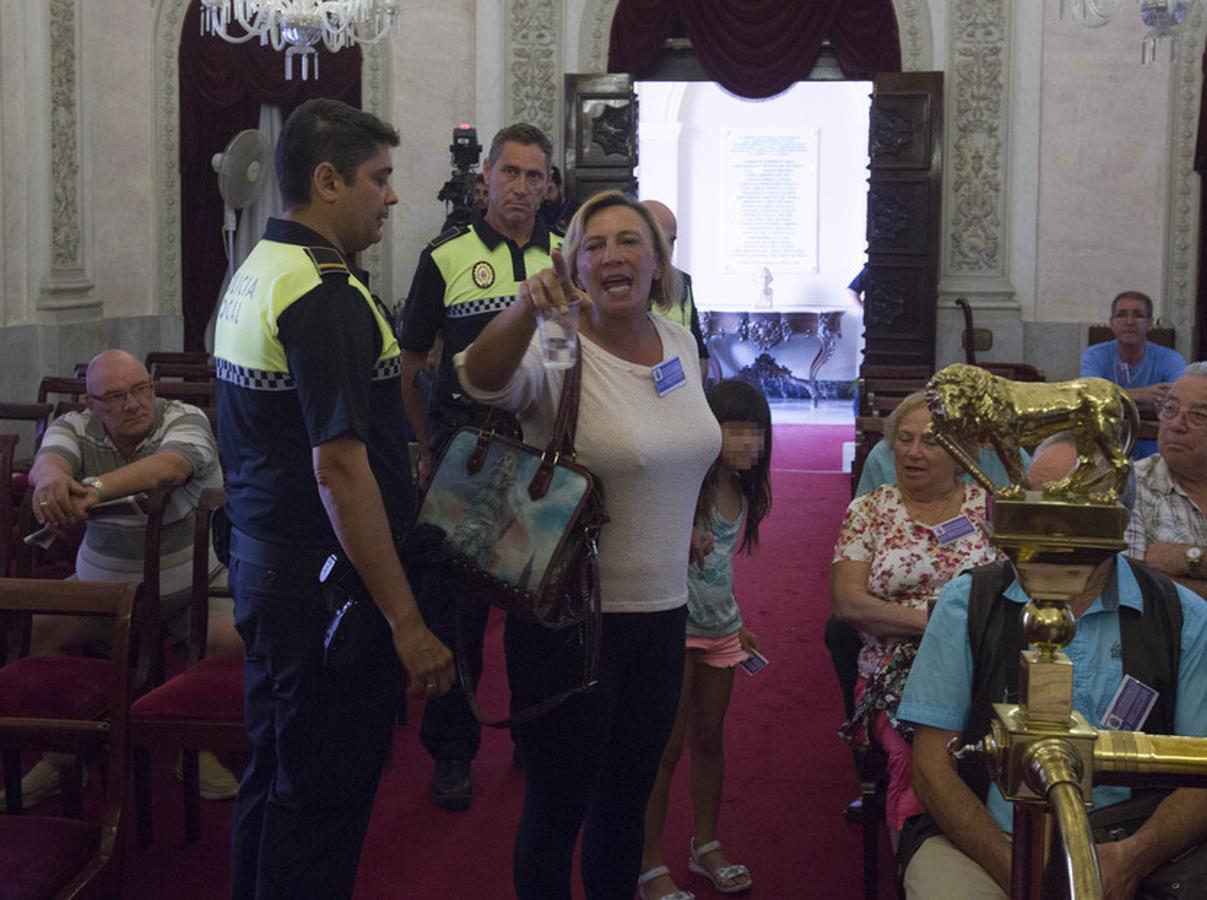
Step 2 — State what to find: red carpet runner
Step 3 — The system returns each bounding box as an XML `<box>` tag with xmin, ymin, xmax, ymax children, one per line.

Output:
<box><xmin>121</xmin><ymin>423</ymin><xmax>899</xmax><ymax>898</ymax></box>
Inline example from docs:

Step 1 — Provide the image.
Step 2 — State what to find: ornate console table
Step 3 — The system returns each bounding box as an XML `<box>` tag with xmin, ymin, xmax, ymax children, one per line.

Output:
<box><xmin>699</xmin><ymin>310</ymin><xmax>845</xmax><ymax>407</ymax></box>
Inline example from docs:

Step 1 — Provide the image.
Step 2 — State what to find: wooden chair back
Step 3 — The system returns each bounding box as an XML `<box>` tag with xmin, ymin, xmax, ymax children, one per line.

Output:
<box><xmin>35</xmin><ymin>377</ymin><xmax>87</xmax><ymax>406</ymax></box>
<box><xmin>150</xmin><ymin>362</ymin><xmax>216</xmax><ymax>382</ymax></box>
<box><xmin>0</xmin><ymin>402</ymin><xmax>54</xmax><ymax>455</ymax></box>
<box><xmin>152</xmin><ymin>381</ymin><xmax>214</xmax><ymax>408</ymax></box>
<box><xmin>0</xmin><ymin>434</ymin><xmax>16</xmax><ymax>578</ymax></box>
<box><xmin>145</xmin><ymin>351</ymin><xmax>210</xmax><ymax>369</ymax></box>
<box><xmin>1088</xmin><ymin>325</ymin><xmax>1175</xmax><ymax>349</ymax></box>
<box><xmin>0</xmin><ymin>579</ymin><xmax>140</xmax><ymax>899</ymax></box>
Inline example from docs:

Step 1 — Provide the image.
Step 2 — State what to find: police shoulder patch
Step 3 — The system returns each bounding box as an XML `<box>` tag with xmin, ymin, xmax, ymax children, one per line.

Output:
<box><xmin>428</xmin><ymin>224</ymin><xmax>470</xmax><ymax>249</ymax></box>
<box><xmin>303</xmin><ymin>245</ymin><xmax>350</xmax><ymax>278</ymax></box>
<box><xmin>472</xmin><ymin>261</ymin><xmax>496</xmax><ymax>289</ymax></box>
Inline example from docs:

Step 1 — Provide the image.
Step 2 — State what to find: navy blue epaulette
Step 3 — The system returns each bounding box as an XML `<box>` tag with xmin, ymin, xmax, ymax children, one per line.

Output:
<box><xmin>428</xmin><ymin>224</ymin><xmax>470</xmax><ymax>249</ymax></box>
<box><xmin>303</xmin><ymin>245</ymin><xmax>350</xmax><ymax>278</ymax></box>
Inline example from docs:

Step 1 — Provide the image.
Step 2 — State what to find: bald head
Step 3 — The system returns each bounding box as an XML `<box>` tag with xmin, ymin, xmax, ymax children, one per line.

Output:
<box><xmin>642</xmin><ymin>200</ymin><xmax>677</xmax><ymax>249</ymax></box>
<box><xmin>1024</xmin><ymin>437</ymin><xmax>1079</xmax><ymax>491</ymax></box>
<box><xmin>85</xmin><ymin>350</ymin><xmax>147</xmax><ymax>396</ymax></box>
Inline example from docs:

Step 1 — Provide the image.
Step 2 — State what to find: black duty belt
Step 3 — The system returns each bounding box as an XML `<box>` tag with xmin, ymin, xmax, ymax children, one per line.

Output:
<box><xmin>229</xmin><ymin>528</ymin><xmax>335</xmax><ymax>577</ymax></box>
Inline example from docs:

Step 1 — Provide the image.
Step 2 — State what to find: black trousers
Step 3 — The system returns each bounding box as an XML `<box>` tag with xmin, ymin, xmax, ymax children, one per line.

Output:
<box><xmin>507</xmin><ymin>606</ymin><xmax>687</xmax><ymax>900</ymax></box>
<box><xmin>228</xmin><ymin>557</ymin><xmax>400</xmax><ymax>900</ymax></box>
<box><xmin>416</xmin><ymin>563</ymin><xmax>489</xmax><ymax>762</ymax></box>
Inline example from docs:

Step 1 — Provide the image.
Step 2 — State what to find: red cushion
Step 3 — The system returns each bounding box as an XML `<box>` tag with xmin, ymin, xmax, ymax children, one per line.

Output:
<box><xmin>0</xmin><ymin>658</ymin><xmax>110</xmax><ymax>718</ymax></box>
<box><xmin>131</xmin><ymin>656</ymin><xmax>243</xmax><ymax>722</ymax></box>
<box><xmin>0</xmin><ymin>816</ymin><xmax>99</xmax><ymax>898</ymax></box>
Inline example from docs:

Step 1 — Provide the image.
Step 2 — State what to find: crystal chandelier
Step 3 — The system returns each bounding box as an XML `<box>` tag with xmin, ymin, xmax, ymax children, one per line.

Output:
<box><xmin>199</xmin><ymin>1</ymin><xmax>399</xmax><ymax>80</ymax></box>
<box><xmin>1059</xmin><ymin>0</ymin><xmax>1191</xmax><ymax>64</ymax></box>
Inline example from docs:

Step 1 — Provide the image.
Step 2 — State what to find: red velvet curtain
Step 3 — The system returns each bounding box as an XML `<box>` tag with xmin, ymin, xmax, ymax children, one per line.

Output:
<box><xmin>607</xmin><ymin>0</ymin><xmax>901</xmax><ymax>99</ymax></box>
<box><xmin>179</xmin><ymin>2</ymin><xmax>361</xmax><ymax>351</ymax></box>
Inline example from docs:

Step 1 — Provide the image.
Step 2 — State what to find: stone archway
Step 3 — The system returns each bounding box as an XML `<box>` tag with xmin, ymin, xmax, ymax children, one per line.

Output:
<box><xmin>151</xmin><ymin>0</ymin><xmax>391</xmax><ymax>315</ymax></box>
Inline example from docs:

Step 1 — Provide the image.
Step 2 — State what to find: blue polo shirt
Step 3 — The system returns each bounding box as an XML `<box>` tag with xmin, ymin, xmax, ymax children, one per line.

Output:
<box><xmin>1080</xmin><ymin>340</ymin><xmax>1186</xmax><ymax>459</ymax></box>
<box><xmin>899</xmin><ymin>554</ymin><xmax>1207</xmax><ymax>833</ymax></box>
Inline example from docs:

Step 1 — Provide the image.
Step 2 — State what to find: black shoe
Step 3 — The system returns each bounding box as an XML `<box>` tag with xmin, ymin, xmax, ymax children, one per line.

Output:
<box><xmin>429</xmin><ymin>759</ymin><xmax>472</xmax><ymax>811</ymax></box>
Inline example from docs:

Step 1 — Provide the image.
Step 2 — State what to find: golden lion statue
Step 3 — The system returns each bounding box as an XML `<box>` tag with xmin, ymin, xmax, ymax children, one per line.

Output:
<box><xmin>925</xmin><ymin>364</ymin><xmax>1138</xmax><ymax>503</ymax></box>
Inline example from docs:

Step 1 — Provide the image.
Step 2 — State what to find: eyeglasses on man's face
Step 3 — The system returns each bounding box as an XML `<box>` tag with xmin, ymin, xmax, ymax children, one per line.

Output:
<box><xmin>1158</xmin><ymin>398</ymin><xmax>1207</xmax><ymax>429</ymax></box>
<box><xmin>1111</xmin><ymin>309</ymin><xmax>1150</xmax><ymax>320</ymax></box>
<box><xmin>89</xmin><ymin>381</ymin><xmax>154</xmax><ymax>407</ymax></box>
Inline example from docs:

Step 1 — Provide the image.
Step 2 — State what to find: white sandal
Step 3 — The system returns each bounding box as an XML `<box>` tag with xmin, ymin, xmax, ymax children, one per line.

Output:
<box><xmin>688</xmin><ymin>838</ymin><xmax>752</xmax><ymax>894</ymax></box>
<box><xmin>637</xmin><ymin>865</ymin><xmax>695</xmax><ymax>900</ymax></box>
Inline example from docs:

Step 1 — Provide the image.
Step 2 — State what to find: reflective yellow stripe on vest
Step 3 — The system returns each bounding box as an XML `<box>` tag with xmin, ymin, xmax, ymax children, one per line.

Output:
<box><xmin>214</xmin><ymin>240</ymin><xmax>399</xmax><ymax>388</ymax></box>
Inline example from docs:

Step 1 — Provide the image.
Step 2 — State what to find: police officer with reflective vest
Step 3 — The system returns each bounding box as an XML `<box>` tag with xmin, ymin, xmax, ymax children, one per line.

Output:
<box><xmin>398</xmin><ymin>122</ymin><xmax>558</xmax><ymax>811</ymax></box>
<box><xmin>215</xmin><ymin>99</ymin><xmax>453</xmax><ymax>900</ymax></box>
<box><xmin>643</xmin><ymin>200</ymin><xmax>710</xmax><ymax>380</ymax></box>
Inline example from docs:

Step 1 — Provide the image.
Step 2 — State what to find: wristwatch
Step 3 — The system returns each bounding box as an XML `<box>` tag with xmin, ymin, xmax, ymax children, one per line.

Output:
<box><xmin>1186</xmin><ymin>546</ymin><xmax>1204</xmax><ymax>579</ymax></box>
<box><xmin>81</xmin><ymin>476</ymin><xmax>106</xmax><ymax>502</ymax></box>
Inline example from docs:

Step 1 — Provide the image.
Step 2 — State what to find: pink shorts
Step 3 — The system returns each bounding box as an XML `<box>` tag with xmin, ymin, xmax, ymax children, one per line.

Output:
<box><xmin>685</xmin><ymin>629</ymin><xmax>749</xmax><ymax>669</ymax></box>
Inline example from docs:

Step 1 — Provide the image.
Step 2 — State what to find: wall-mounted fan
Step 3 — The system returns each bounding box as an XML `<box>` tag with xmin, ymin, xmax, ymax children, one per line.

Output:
<box><xmin>212</xmin><ymin>129</ymin><xmax>271</xmax><ymax>280</ymax></box>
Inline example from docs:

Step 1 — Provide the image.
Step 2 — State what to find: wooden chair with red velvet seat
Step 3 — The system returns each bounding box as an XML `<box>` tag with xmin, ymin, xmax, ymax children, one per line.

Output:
<box><xmin>0</xmin><ymin>579</ymin><xmax>140</xmax><ymax>900</ymax></box>
<box><xmin>131</xmin><ymin>486</ymin><xmax>245</xmax><ymax>845</ymax></box>
<box><xmin>3</xmin><ymin>489</ymin><xmax>170</xmax><ymax>813</ymax></box>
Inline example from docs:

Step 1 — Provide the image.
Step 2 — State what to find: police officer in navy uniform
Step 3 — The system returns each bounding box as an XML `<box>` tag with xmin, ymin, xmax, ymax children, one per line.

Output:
<box><xmin>642</xmin><ymin>200</ymin><xmax>710</xmax><ymax>381</ymax></box>
<box><xmin>398</xmin><ymin>122</ymin><xmax>557</xmax><ymax>810</ymax></box>
<box><xmin>215</xmin><ymin>98</ymin><xmax>453</xmax><ymax>900</ymax></box>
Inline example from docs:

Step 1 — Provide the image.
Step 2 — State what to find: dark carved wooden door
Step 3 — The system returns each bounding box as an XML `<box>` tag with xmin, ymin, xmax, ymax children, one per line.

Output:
<box><xmin>862</xmin><ymin>71</ymin><xmax>944</xmax><ymax>371</ymax></box>
<box><xmin>563</xmin><ymin>74</ymin><xmax>638</xmax><ymax>207</ymax></box>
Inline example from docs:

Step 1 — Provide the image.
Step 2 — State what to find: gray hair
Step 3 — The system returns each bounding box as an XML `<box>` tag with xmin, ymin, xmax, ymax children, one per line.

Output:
<box><xmin>1183</xmin><ymin>361</ymin><xmax>1207</xmax><ymax>378</ymax></box>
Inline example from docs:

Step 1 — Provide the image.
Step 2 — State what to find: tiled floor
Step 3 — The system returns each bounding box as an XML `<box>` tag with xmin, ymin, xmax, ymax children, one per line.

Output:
<box><xmin>769</xmin><ymin>398</ymin><xmax>855</xmax><ymax>426</ymax></box>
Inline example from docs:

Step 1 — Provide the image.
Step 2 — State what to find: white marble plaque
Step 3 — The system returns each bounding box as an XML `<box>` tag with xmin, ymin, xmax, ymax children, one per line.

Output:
<box><xmin>720</xmin><ymin>129</ymin><xmax>820</xmax><ymax>274</ymax></box>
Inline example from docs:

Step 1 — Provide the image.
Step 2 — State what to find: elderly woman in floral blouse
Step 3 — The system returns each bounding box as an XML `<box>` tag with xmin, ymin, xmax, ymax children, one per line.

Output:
<box><xmin>829</xmin><ymin>392</ymin><xmax>1001</xmax><ymax>840</ymax></box>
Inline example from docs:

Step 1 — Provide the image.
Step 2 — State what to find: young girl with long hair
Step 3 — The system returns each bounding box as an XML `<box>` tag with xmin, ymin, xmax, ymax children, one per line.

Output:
<box><xmin>638</xmin><ymin>379</ymin><xmax>773</xmax><ymax>900</ymax></box>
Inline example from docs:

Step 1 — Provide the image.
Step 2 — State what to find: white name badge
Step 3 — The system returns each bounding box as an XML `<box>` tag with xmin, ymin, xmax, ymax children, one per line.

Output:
<box><xmin>933</xmin><ymin>514</ymin><xmax>975</xmax><ymax>545</ymax></box>
<box><xmin>651</xmin><ymin>356</ymin><xmax>687</xmax><ymax>397</ymax></box>
<box><xmin>1103</xmin><ymin>674</ymin><xmax>1159</xmax><ymax>732</ymax></box>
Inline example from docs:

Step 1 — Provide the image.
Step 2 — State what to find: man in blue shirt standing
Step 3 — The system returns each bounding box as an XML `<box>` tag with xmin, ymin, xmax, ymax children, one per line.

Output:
<box><xmin>1080</xmin><ymin>290</ymin><xmax>1186</xmax><ymax>458</ymax></box>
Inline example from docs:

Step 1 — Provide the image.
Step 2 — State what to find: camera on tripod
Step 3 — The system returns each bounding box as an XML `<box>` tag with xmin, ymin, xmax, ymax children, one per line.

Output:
<box><xmin>437</xmin><ymin>123</ymin><xmax>482</xmax><ymax>229</ymax></box>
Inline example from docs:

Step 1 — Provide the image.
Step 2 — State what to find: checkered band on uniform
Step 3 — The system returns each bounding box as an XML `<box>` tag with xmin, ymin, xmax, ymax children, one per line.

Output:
<box><xmin>373</xmin><ymin>356</ymin><xmax>402</xmax><ymax>381</ymax></box>
<box><xmin>215</xmin><ymin>358</ymin><xmax>296</xmax><ymax>391</ymax></box>
<box><xmin>445</xmin><ymin>296</ymin><xmax>517</xmax><ymax>319</ymax></box>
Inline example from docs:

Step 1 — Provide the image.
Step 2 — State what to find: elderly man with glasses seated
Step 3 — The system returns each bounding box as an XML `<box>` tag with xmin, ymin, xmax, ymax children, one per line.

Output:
<box><xmin>1081</xmin><ymin>290</ymin><xmax>1186</xmax><ymax>458</ymax></box>
<box><xmin>1126</xmin><ymin>362</ymin><xmax>1207</xmax><ymax>599</ymax></box>
<box><xmin>7</xmin><ymin>349</ymin><xmax>241</xmax><ymax>808</ymax></box>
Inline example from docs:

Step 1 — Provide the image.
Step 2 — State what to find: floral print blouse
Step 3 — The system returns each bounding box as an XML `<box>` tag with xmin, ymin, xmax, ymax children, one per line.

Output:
<box><xmin>832</xmin><ymin>482</ymin><xmax>1000</xmax><ymax>680</ymax></box>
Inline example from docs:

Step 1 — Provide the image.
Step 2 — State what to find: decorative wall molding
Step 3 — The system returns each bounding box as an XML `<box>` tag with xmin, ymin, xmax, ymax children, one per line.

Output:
<box><xmin>947</xmin><ymin>0</ymin><xmax>1007</xmax><ymax>275</ymax></box>
<box><xmin>504</xmin><ymin>0</ymin><xmax>560</xmax><ymax>139</ymax></box>
<box><xmin>153</xmin><ymin>0</ymin><xmax>187</xmax><ymax>316</ymax></box>
<box><xmin>42</xmin><ymin>0</ymin><xmax>93</xmax><ymax>308</ymax></box>
<box><xmin>941</xmin><ymin>0</ymin><xmax>1014</xmax><ymax>307</ymax></box>
<box><xmin>893</xmin><ymin>0</ymin><xmax>934</xmax><ymax>72</ymax></box>
<box><xmin>153</xmin><ymin>0</ymin><xmax>391</xmax><ymax>316</ymax></box>
<box><xmin>1163</xmin><ymin>2</ymin><xmax>1205</xmax><ymax>355</ymax></box>
<box><xmin>579</xmin><ymin>0</ymin><xmax>619</xmax><ymax>74</ymax></box>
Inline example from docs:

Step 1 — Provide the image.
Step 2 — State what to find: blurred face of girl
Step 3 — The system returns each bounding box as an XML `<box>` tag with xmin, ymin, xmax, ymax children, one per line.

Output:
<box><xmin>892</xmin><ymin>406</ymin><xmax>959</xmax><ymax>493</ymax></box>
<box><xmin>720</xmin><ymin>421</ymin><xmax>765</xmax><ymax>472</ymax></box>
<box><xmin>574</xmin><ymin>205</ymin><xmax>661</xmax><ymax>317</ymax></box>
